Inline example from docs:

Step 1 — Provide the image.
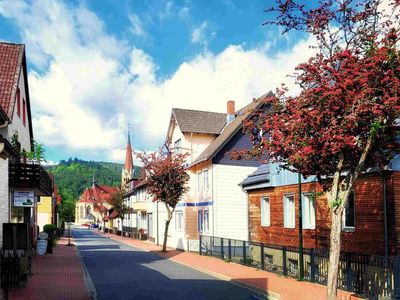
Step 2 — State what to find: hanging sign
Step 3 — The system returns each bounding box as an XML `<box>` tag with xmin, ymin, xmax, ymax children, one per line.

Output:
<box><xmin>14</xmin><ymin>190</ymin><xmax>35</xmax><ymax>207</ymax></box>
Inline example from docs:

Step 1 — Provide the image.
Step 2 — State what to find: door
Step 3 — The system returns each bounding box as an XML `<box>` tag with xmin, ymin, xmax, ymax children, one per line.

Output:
<box><xmin>147</xmin><ymin>213</ymin><xmax>153</xmax><ymax>237</ymax></box>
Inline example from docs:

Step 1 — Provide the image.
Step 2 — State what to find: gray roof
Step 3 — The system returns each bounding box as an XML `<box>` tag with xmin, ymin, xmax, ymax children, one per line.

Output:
<box><xmin>172</xmin><ymin>108</ymin><xmax>227</xmax><ymax>134</ymax></box>
<box><xmin>240</xmin><ymin>164</ymin><xmax>270</xmax><ymax>187</ymax></box>
<box><xmin>190</xmin><ymin>91</ymin><xmax>273</xmax><ymax>166</ymax></box>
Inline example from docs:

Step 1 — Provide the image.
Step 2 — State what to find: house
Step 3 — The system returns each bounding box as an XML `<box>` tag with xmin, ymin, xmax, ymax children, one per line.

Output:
<box><xmin>0</xmin><ymin>42</ymin><xmax>53</xmax><ymax>248</ymax></box>
<box><xmin>120</xmin><ymin>130</ymin><xmax>152</xmax><ymax>238</ymax></box>
<box><xmin>241</xmin><ymin>161</ymin><xmax>400</xmax><ymax>257</ymax></box>
<box><xmin>74</xmin><ymin>176</ymin><xmax>118</xmax><ymax>226</ymax></box>
<box><xmin>155</xmin><ymin>95</ymin><xmax>269</xmax><ymax>251</ymax></box>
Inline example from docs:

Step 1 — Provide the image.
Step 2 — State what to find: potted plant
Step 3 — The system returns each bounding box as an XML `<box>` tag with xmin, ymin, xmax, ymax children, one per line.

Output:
<box><xmin>138</xmin><ymin>228</ymin><xmax>147</xmax><ymax>240</ymax></box>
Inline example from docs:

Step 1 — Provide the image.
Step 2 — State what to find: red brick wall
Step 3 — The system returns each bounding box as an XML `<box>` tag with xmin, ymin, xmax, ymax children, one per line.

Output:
<box><xmin>248</xmin><ymin>172</ymin><xmax>397</xmax><ymax>255</ymax></box>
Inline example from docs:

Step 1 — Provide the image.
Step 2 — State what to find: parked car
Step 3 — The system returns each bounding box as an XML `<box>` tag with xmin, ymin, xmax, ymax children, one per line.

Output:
<box><xmin>91</xmin><ymin>224</ymin><xmax>98</xmax><ymax>228</ymax></box>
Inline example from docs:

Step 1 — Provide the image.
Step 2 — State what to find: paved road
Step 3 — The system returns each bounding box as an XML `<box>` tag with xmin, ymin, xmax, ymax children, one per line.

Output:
<box><xmin>73</xmin><ymin>228</ymin><xmax>265</xmax><ymax>300</ymax></box>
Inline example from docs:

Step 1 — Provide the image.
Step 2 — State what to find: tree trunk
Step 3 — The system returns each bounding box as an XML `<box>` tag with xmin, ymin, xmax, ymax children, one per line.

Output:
<box><xmin>327</xmin><ymin>207</ymin><xmax>343</xmax><ymax>298</ymax></box>
<box><xmin>162</xmin><ymin>219</ymin><xmax>170</xmax><ymax>252</ymax></box>
<box><xmin>162</xmin><ymin>204</ymin><xmax>175</xmax><ymax>252</ymax></box>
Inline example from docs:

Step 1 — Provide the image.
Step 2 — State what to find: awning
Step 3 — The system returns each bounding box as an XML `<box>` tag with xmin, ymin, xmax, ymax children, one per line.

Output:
<box><xmin>109</xmin><ymin>210</ymin><xmax>119</xmax><ymax>219</ymax></box>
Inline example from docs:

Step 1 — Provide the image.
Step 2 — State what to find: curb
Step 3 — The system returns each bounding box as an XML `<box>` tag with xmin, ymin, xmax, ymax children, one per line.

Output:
<box><xmin>73</xmin><ymin>234</ymin><xmax>98</xmax><ymax>300</ymax></box>
<box><xmin>103</xmin><ymin>232</ymin><xmax>280</xmax><ymax>300</ymax></box>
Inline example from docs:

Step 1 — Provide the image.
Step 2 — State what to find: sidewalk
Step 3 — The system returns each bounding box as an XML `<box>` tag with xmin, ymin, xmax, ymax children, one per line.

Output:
<box><xmin>9</xmin><ymin>237</ymin><xmax>90</xmax><ymax>300</ymax></box>
<box><xmin>98</xmin><ymin>231</ymin><xmax>363</xmax><ymax>300</ymax></box>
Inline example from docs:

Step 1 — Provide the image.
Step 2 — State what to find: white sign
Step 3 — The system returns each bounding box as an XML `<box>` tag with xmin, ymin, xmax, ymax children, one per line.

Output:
<box><xmin>14</xmin><ymin>190</ymin><xmax>34</xmax><ymax>207</ymax></box>
<box><xmin>36</xmin><ymin>239</ymin><xmax>48</xmax><ymax>256</ymax></box>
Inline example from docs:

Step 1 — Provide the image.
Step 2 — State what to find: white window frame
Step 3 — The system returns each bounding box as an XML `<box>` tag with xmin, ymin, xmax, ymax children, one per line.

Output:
<box><xmin>198</xmin><ymin>210</ymin><xmax>203</xmax><ymax>232</ymax></box>
<box><xmin>197</xmin><ymin>172</ymin><xmax>203</xmax><ymax>195</ymax></box>
<box><xmin>302</xmin><ymin>193</ymin><xmax>316</xmax><ymax>230</ymax></box>
<box><xmin>203</xmin><ymin>210</ymin><xmax>209</xmax><ymax>233</ymax></box>
<box><xmin>283</xmin><ymin>194</ymin><xmax>295</xmax><ymax>228</ymax></box>
<box><xmin>203</xmin><ymin>169</ymin><xmax>209</xmax><ymax>192</ymax></box>
<box><xmin>175</xmin><ymin>210</ymin><xmax>184</xmax><ymax>231</ymax></box>
<box><xmin>342</xmin><ymin>191</ymin><xmax>355</xmax><ymax>231</ymax></box>
<box><xmin>260</xmin><ymin>196</ymin><xmax>270</xmax><ymax>227</ymax></box>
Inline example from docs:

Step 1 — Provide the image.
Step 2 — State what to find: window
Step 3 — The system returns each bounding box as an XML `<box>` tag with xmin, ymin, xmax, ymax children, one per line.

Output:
<box><xmin>197</xmin><ymin>172</ymin><xmax>203</xmax><ymax>195</ymax></box>
<box><xmin>174</xmin><ymin>139</ymin><xmax>182</xmax><ymax>154</ymax></box>
<box><xmin>175</xmin><ymin>211</ymin><xmax>183</xmax><ymax>231</ymax></box>
<box><xmin>203</xmin><ymin>210</ymin><xmax>209</xmax><ymax>233</ymax></box>
<box><xmin>343</xmin><ymin>191</ymin><xmax>355</xmax><ymax>229</ymax></box>
<box><xmin>203</xmin><ymin>169</ymin><xmax>209</xmax><ymax>191</ymax></box>
<box><xmin>22</xmin><ymin>99</ymin><xmax>26</xmax><ymax>127</ymax></box>
<box><xmin>283</xmin><ymin>194</ymin><xmax>295</xmax><ymax>228</ymax></box>
<box><xmin>260</xmin><ymin>197</ymin><xmax>270</xmax><ymax>226</ymax></box>
<box><xmin>198</xmin><ymin>210</ymin><xmax>203</xmax><ymax>232</ymax></box>
<box><xmin>302</xmin><ymin>193</ymin><xmax>316</xmax><ymax>229</ymax></box>
<box><xmin>16</xmin><ymin>88</ymin><xmax>21</xmax><ymax>116</ymax></box>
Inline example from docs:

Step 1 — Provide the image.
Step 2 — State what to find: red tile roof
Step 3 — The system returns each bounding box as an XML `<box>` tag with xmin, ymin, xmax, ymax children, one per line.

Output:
<box><xmin>0</xmin><ymin>42</ymin><xmax>24</xmax><ymax>120</ymax></box>
<box><xmin>77</xmin><ymin>184</ymin><xmax>118</xmax><ymax>205</ymax></box>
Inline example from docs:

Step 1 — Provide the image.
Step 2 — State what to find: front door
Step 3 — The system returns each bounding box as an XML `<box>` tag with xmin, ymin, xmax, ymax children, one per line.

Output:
<box><xmin>147</xmin><ymin>213</ymin><xmax>153</xmax><ymax>237</ymax></box>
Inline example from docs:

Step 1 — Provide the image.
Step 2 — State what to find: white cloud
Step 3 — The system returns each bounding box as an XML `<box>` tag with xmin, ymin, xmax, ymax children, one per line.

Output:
<box><xmin>191</xmin><ymin>21</ymin><xmax>216</xmax><ymax>48</ymax></box>
<box><xmin>159</xmin><ymin>1</ymin><xmax>173</xmax><ymax>20</ymax></box>
<box><xmin>0</xmin><ymin>0</ymin><xmax>316</xmax><ymax>164</ymax></box>
<box><xmin>128</xmin><ymin>14</ymin><xmax>145</xmax><ymax>37</ymax></box>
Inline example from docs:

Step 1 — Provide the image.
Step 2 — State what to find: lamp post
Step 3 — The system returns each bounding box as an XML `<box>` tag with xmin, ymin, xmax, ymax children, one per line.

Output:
<box><xmin>298</xmin><ymin>172</ymin><xmax>304</xmax><ymax>281</ymax></box>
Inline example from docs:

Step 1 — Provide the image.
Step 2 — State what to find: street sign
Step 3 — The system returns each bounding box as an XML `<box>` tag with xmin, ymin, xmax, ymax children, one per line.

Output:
<box><xmin>13</xmin><ymin>190</ymin><xmax>34</xmax><ymax>207</ymax></box>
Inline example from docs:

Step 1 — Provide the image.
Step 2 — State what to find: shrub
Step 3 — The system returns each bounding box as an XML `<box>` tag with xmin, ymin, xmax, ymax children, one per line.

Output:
<box><xmin>43</xmin><ymin>224</ymin><xmax>57</xmax><ymax>235</ymax></box>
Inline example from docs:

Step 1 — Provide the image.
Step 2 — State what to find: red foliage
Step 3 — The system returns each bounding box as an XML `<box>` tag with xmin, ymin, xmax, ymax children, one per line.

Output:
<box><xmin>137</xmin><ymin>145</ymin><xmax>190</xmax><ymax>209</ymax></box>
<box><xmin>236</xmin><ymin>1</ymin><xmax>400</xmax><ymax>184</ymax></box>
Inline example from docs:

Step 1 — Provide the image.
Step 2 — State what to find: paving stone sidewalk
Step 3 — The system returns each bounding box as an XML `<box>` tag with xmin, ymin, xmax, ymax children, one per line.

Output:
<box><xmin>8</xmin><ymin>237</ymin><xmax>90</xmax><ymax>300</ymax></box>
<box><xmin>98</xmin><ymin>230</ymin><xmax>363</xmax><ymax>300</ymax></box>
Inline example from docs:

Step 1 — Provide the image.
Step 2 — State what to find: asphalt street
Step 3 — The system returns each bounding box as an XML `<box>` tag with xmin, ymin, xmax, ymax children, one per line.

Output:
<box><xmin>73</xmin><ymin>228</ymin><xmax>266</xmax><ymax>300</ymax></box>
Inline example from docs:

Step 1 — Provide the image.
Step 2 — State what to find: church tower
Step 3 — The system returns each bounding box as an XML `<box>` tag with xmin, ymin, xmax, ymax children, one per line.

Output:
<box><xmin>122</xmin><ymin>126</ymin><xmax>134</xmax><ymax>190</ymax></box>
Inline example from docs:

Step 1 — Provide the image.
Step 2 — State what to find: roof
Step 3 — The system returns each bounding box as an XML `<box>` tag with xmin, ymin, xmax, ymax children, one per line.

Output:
<box><xmin>77</xmin><ymin>184</ymin><xmax>118</xmax><ymax>204</ymax></box>
<box><xmin>239</xmin><ymin>164</ymin><xmax>270</xmax><ymax>187</ymax></box>
<box><xmin>191</xmin><ymin>91</ymin><xmax>273</xmax><ymax>166</ymax></box>
<box><xmin>172</xmin><ymin>108</ymin><xmax>227</xmax><ymax>134</ymax></box>
<box><xmin>124</xmin><ymin>132</ymin><xmax>133</xmax><ymax>173</ymax></box>
<box><xmin>0</xmin><ymin>42</ymin><xmax>24</xmax><ymax>121</ymax></box>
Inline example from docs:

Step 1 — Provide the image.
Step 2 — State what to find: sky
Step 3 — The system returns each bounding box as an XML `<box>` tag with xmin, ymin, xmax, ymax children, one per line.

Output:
<box><xmin>0</xmin><ymin>0</ymin><xmax>315</xmax><ymax>165</ymax></box>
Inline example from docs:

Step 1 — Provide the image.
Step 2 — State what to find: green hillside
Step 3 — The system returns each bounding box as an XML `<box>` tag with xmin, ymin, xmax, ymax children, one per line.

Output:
<box><xmin>46</xmin><ymin>158</ymin><xmax>141</xmax><ymax>221</ymax></box>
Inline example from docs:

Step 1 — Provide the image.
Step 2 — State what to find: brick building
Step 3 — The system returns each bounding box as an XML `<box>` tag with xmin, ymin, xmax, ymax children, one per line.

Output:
<box><xmin>241</xmin><ymin>163</ymin><xmax>400</xmax><ymax>256</ymax></box>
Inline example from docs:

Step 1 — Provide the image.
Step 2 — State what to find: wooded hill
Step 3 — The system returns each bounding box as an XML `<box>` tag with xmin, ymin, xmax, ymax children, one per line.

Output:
<box><xmin>46</xmin><ymin>158</ymin><xmax>141</xmax><ymax>221</ymax></box>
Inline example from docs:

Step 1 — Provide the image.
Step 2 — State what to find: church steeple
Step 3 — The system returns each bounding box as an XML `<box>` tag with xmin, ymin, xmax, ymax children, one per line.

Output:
<box><xmin>122</xmin><ymin>125</ymin><xmax>134</xmax><ymax>190</ymax></box>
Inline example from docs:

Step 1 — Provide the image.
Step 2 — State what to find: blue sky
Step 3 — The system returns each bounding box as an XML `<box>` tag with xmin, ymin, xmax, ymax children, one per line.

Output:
<box><xmin>0</xmin><ymin>0</ymin><xmax>313</xmax><ymax>164</ymax></box>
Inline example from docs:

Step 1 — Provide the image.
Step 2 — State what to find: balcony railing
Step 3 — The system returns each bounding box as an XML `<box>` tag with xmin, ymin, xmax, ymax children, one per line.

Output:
<box><xmin>9</xmin><ymin>162</ymin><xmax>53</xmax><ymax>196</ymax></box>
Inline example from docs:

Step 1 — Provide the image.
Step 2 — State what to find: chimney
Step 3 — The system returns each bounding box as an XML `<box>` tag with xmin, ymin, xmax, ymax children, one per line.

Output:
<box><xmin>227</xmin><ymin>100</ymin><xmax>235</xmax><ymax>123</ymax></box>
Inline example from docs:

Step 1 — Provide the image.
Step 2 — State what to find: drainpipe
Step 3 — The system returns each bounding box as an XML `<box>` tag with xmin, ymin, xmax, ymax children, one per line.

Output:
<box><xmin>298</xmin><ymin>172</ymin><xmax>304</xmax><ymax>281</ymax></box>
<box><xmin>382</xmin><ymin>172</ymin><xmax>389</xmax><ymax>260</ymax></box>
<box><xmin>212</xmin><ymin>165</ymin><xmax>215</xmax><ymax>238</ymax></box>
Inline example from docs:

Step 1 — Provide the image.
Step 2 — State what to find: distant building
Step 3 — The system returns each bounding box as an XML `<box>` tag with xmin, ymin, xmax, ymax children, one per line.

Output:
<box><xmin>74</xmin><ymin>176</ymin><xmax>118</xmax><ymax>225</ymax></box>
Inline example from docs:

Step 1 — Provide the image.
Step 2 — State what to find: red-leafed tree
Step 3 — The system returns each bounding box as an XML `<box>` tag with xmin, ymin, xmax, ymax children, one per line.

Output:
<box><xmin>94</xmin><ymin>201</ymin><xmax>109</xmax><ymax>233</ymax></box>
<box><xmin>237</xmin><ymin>0</ymin><xmax>400</xmax><ymax>297</ymax></box>
<box><xmin>138</xmin><ymin>145</ymin><xmax>190</xmax><ymax>252</ymax></box>
<box><xmin>108</xmin><ymin>190</ymin><xmax>129</xmax><ymax>237</ymax></box>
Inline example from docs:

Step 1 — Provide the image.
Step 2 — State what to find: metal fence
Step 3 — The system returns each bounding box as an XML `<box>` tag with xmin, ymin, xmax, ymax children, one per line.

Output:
<box><xmin>199</xmin><ymin>235</ymin><xmax>400</xmax><ymax>299</ymax></box>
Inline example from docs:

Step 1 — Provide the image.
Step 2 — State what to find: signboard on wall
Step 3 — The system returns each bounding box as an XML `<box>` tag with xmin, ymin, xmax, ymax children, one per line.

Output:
<box><xmin>14</xmin><ymin>190</ymin><xmax>34</xmax><ymax>207</ymax></box>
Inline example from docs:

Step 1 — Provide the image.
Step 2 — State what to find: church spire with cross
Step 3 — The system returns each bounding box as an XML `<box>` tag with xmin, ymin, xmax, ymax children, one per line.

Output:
<box><xmin>122</xmin><ymin>124</ymin><xmax>134</xmax><ymax>190</ymax></box>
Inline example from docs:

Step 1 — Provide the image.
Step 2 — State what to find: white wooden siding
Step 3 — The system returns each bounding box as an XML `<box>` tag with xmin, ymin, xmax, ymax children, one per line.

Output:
<box><xmin>213</xmin><ymin>164</ymin><xmax>256</xmax><ymax>241</ymax></box>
